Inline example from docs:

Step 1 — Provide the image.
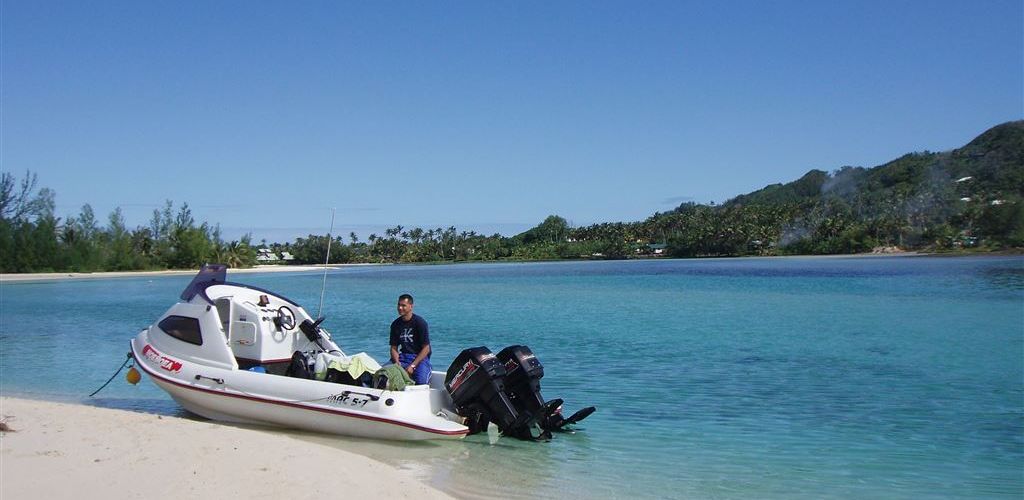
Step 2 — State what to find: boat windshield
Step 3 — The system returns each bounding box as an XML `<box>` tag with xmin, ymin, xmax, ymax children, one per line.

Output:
<box><xmin>180</xmin><ymin>264</ymin><xmax>227</xmax><ymax>301</ymax></box>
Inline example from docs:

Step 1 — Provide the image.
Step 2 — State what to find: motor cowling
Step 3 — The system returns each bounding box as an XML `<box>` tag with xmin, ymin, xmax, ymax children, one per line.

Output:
<box><xmin>496</xmin><ymin>345</ymin><xmax>546</xmax><ymax>419</ymax></box>
<box><xmin>496</xmin><ymin>344</ymin><xmax>596</xmax><ymax>435</ymax></box>
<box><xmin>445</xmin><ymin>347</ymin><xmax>524</xmax><ymax>435</ymax></box>
<box><xmin>448</xmin><ymin>345</ymin><xmax>596</xmax><ymax>440</ymax></box>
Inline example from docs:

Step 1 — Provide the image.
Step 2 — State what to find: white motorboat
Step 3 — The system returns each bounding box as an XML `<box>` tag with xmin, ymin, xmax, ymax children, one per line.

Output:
<box><xmin>129</xmin><ymin>264</ymin><xmax>469</xmax><ymax>441</ymax></box>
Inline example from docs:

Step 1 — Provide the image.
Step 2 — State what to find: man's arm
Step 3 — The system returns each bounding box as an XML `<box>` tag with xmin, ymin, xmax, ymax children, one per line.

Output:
<box><xmin>406</xmin><ymin>344</ymin><xmax>431</xmax><ymax>375</ymax></box>
<box><xmin>390</xmin><ymin>345</ymin><xmax>401</xmax><ymax>365</ymax></box>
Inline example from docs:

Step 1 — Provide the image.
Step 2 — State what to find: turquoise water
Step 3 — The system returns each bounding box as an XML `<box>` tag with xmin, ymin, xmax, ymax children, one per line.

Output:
<box><xmin>2</xmin><ymin>256</ymin><xmax>1022</xmax><ymax>498</ymax></box>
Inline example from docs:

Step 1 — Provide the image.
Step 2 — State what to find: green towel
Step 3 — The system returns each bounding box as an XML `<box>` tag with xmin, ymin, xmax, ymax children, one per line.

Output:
<box><xmin>314</xmin><ymin>352</ymin><xmax>382</xmax><ymax>381</ymax></box>
<box><xmin>373</xmin><ymin>364</ymin><xmax>414</xmax><ymax>391</ymax></box>
<box><xmin>327</xmin><ymin>354</ymin><xmax>381</xmax><ymax>380</ymax></box>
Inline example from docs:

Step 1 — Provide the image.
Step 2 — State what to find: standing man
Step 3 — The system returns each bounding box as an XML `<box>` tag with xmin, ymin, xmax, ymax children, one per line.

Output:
<box><xmin>390</xmin><ymin>293</ymin><xmax>432</xmax><ymax>385</ymax></box>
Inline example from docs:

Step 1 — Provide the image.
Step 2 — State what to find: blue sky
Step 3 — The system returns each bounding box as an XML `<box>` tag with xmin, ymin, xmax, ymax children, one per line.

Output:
<box><xmin>3</xmin><ymin>1</ymin><xmax>1022</xmax><ymax>243</ymax></box>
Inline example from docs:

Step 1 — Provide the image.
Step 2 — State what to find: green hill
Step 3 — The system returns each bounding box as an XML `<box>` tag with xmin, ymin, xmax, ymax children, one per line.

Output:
<box><xmin>3</xmin><ymin>122</ymin><xmax>1019</xmax><ymax>273</ymax></box>
<box><xmin>688</xmin><ymin>121</ymin><xmax>1024</xmax><ymax>253</ymax></box>
<box><xmin>726</xmin><ymin>121</ymin><xmax>1023</xmax><ymax>210</ymax></box>
<box><xmin>519</xmin><ymin>121</ymin><xmax>1021</xmax><ymax>259</ymax></box>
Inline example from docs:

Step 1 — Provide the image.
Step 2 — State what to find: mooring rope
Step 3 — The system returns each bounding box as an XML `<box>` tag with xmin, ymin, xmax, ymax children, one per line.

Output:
<box><xmin>89</xmin><ymin>352</ymin><xmax>133</xmax><ymax>397</ymax></box>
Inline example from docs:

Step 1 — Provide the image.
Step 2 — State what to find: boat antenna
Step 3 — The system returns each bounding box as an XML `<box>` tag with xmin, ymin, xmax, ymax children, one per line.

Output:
<box><xmin>317</xmin><ymin>207</ymin><xmax>336</xmax><ymax>319</ymax></box>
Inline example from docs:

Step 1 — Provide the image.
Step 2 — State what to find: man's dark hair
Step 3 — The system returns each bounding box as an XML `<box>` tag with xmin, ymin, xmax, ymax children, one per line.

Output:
<box><xmin>398</xmin><ymin>293</ymin><xmax>414</xmax><ymax>304</ymax></box>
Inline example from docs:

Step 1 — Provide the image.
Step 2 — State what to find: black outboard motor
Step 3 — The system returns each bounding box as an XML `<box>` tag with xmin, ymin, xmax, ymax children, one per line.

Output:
<box><xmin>445</xmin><ymin>347</ymin><xmax>529</xmax><ymax>436</ymax></box>
<box><xmin>496</xmin><ymin>345</ymin><xmax>548</xmax><ymax>418</ymax></box>
<box><xmin>497</xmin><ymin>345</ymin><xmax>596</xmax><ymax>433</ymax></box>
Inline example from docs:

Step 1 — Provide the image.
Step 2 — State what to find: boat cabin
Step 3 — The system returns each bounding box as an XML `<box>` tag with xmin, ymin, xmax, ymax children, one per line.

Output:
<box><xmin>145</xmin><ymin>265</ymin><xmax>333</xmax><ymax>374</ymax></box>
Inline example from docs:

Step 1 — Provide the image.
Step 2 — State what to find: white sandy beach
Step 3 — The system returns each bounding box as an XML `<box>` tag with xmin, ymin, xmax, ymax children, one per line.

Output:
<box><xmin>0</xmin><ymin>264</ymin><xmax>359</xmax><ymax>283</ymax></box>
<box><xmin>0</xmin><ymin>397</ymin><xmax>454</xmax><ymax>500</ymax></box>
<box><xmin>0</xmin><ymin>252</ymin><xmax>938</xmax><ymax>284</ymax></box>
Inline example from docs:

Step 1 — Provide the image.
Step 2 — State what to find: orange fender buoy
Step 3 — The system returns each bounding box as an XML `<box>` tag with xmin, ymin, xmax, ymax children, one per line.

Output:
<box><xmin>126</xmin><ymin>366</ymin><xmax>141</xmax><ymax>385</ymax></box>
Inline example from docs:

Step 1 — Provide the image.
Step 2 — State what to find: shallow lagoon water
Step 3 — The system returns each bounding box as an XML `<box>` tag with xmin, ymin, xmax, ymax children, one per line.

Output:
<box><xmin>2</xmin><ymin>256</ymin><xmax>1022</xmax><ymax>498</ymax></box>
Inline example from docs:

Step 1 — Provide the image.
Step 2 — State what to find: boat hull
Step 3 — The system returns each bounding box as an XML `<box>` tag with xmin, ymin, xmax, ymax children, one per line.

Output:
<box><xmin>131</xmin><ymin>335</ymin><xmax>468</xmax><ymax>441</ymax></box>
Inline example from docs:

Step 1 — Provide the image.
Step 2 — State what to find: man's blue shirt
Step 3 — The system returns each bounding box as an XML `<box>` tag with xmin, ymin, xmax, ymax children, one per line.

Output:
<box><xmin>390</xmin><ymin>314</ymin><xmax>430</xmax><ymax>357</ymax></box>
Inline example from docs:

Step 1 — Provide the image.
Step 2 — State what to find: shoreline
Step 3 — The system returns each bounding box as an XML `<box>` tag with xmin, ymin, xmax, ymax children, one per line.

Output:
<box><xmin>0</xmin><ymin>396</ymin><xmax>454</xmax><ymax>500</ymax></box>
<box><xmin>3</xmin><ymin>250</ymin><xmax>1020</xmax><ymax>284</ymax></box>
<box><xmin>0</xmin><ymin>264</ymin><xmax>372</xmax><ymax>284</ymax></box>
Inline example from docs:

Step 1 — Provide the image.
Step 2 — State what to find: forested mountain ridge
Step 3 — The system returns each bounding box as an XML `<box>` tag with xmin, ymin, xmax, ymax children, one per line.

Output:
<box><xmin>633</xmin><ymin>121</ymin><xmax>1024</xmax><ymax>256</ymax></box>
<box><xmin>2</xmin><ymin>122</ymin><xmax>1020</xmax><ymax>273</ymax></box>
<box><xmin>725</xmin><ymin>121</ymin><xmax>1023</xmax><ymax>210</ymax></box>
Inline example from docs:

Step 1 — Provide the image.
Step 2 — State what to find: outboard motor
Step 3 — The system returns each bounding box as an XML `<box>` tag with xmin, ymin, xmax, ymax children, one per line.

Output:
<box><xmin>496</xmin><ymin>345</ymin><xmax>596</xmax><ymax>433</ymax></box>
<box><xmin>445</xmin><ymin>347</ymin><xmax>530</xmax><ymax>436</ymax></box>
<box><xmin>496</xmin><ymin>345</ymin><xmax>549</xmax><ymax>418</ymax></box>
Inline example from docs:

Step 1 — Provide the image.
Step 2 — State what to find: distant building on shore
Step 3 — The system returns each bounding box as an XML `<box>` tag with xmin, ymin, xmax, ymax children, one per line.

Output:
<box><xmin>256</xmin><ymin>248</ymin><xmax>295</xmax><ymax>263</ymax></box>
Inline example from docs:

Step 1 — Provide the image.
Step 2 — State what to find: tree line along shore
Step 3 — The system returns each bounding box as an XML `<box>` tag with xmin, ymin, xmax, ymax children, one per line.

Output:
<box><xmin>2</xmin><ymin>121</ymin><xmax>1021</xmax><ymax>274</ymax></box>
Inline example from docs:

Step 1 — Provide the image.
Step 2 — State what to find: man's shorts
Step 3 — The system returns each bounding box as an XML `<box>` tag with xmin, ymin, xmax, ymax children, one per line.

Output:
<box><xmin>398</xmin><ymin>352</ymin><xmax>432</xmax><ymax>385</ymax></box>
